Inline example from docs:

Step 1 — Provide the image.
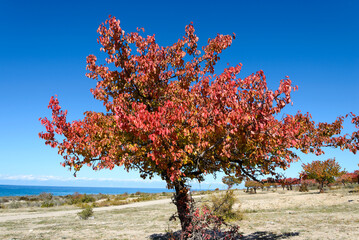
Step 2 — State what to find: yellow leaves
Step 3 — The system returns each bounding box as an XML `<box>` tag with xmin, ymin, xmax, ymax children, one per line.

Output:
<box><xmin>182</xmin><ymin>154</ymin><xmax>193</xmax><ymax>166</ymax></box>
<box><xmin>127</xmin><ymin>144</ymin><xmax>138</xmax><ymax>152</ymax></box>
<box><xmin>185</xmin><ymin>144</ymin><xmax>194</xmax><ymax>154</ymax></box>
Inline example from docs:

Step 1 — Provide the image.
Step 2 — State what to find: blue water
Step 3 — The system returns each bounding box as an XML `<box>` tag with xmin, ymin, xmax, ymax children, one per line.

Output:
<box><xmin>0</xmin><ymin>185</ymin><xmax>173</xmax><ymax>197</ymax></box>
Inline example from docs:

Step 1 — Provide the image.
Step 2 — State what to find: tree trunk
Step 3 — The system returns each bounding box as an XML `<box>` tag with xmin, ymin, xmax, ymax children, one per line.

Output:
<box><xmin>319</xmin><ymin>182</ymin><xmax>324</xmax><ymax>193</ymax></box>
<box><xmin>173</xmin><ymin>180</ymin><xmax>192</xmax><ymax>232</ymax></box>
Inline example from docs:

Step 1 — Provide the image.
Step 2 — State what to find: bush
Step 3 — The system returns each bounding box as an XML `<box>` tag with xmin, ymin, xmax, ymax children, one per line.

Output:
<box><xmin>77</xmin><ymin>206</ymin><xmax>94</xmax><ymax>220</ymax></box>
<box><xmin>7</xmin><ymin>201</ymin><xmax>23</xmax><ymax>209</ymax></box>
<box><xmin>68</xmin><ymin>193</ymin><xmax>96</xmax><ymax>205</ymax></box>
<box><xmin>41</xmin><ymin>201</ymin><xmax>54</xmax><ymax>208</ymax></box>
<box><xmin>180</xmin><ymin>206</ymin><xmax>240</xmax><ymax>239</ymax></box>
<box><xmin>39</xmin><ymin>192</ymin><xmax>53</xmax><ymax>201</ymax></box>
<box><xmin>26</xmin><ymin>201</ymin><xmax>42</xmax><ymax>208</ymax></box>
<box><xmin>204</xmin><ymin>190</ymin><xmax>242</xmax><ymax>221</ymax></box>
<box><xmin>114</xmin><ymin>194</ymin><xmax>129</xmax><ymax>201</ymax></box>
<box><xmin>80</xmin><ymin>194</ymin><xmax>96</xmax><ymax>203</ymax></box>
<box><xmin>299</xmin><ymin>184</ymin><xmax>309</xmax><ymax>192</ymax></box>
<box><xmin>19</xmin><ymin>196</ymin><xmax>31</xmax><ymax>201</ymax></box>
<box><xmin>0</xmin><ymin>197</ymin><xmax>9</xmax><ymax>203</ymax></box>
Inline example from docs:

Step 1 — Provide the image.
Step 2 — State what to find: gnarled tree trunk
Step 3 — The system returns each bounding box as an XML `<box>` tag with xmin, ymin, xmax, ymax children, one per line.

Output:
<box><xmin>173</xmin><ymin>180</ymin><xmax>192</xmax><ymax>232</ymax></box>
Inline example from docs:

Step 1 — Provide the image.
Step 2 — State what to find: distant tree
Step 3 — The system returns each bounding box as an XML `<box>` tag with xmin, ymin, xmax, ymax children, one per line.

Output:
<box><xmin>337</xmin><ymin>172</ymin><xmax>358</xmax><ymax>186</ymax></box>
<box><xmin>277</xmin><ymin>177</ymin><xmax>300</xmax><ymax>190</ymax></box>
<box><xmin>277</xmin><ymin>178</ymin><xmax>296</xmax><ymax>190</ymax></box>
<box><xmin>354</xmin><ymin>170</ymin><xmax>359</xmax><ymax>184</ymax></box>
<box><xmin>262</xmin><ymin>177</ymin><xmax>279</xmax><ymax>190</ymax></box>
<box><xmin>39</xmin><ymin>16</ymin><xmax>359</xmax><ymax>232</ymax></box>
<box><xmin>301</xmin><ymin>158</ymin><xmax>343</xmax><ymax>193</ymax></box>
<box><xmin>287</xmin><ymin>177</ymin><xmax>300</xmax><ymax>190</ymax></box>
<box><xmin>222</xmin><ymin>175</ymin><xmax>243</xmax><ymax>189</ymax></box>
<box><xmin>244</xmin><ymin>180</ymin><xmax>262</xmax><ymax>193</ymax></box>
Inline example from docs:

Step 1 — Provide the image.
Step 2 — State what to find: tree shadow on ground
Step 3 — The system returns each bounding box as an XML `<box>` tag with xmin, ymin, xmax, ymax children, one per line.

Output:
<box><xmin>241</xmin><ymin>231</ymin><xmax>300</xmax><ymax>240</ymax></box>
<box><xmin>149</xmin><ymin>231</ymin><xmax>299</xmax><ymax>240</ymax></box>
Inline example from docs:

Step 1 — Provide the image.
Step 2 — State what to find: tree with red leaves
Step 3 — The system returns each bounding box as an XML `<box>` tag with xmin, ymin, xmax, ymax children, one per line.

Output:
<box><xmin>39</xmin><ymin>16</ymin><xmax>359</xmax><ymax>231</ymax></box>
<box><xmin>301</xmin><ymin>158</ymin><xmax>343</xmax><ymax>193</ymax></box>
<box><xmin>355</xmin><ymin>170</ymin><xmax>359</xmax><ymax>184</ymax></box>
<box><xmin>277</xmin><ymin>177</ymin><xmax>300</xmax><ymax>190</ymax></box>
<box><xmin>337</xmin><ymin>172</ymin><xmax>358</xmax><ymax>186</ymax></box>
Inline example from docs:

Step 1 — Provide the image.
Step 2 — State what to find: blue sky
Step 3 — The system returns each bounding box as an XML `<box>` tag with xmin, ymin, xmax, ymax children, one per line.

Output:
<box><xmin>0</xmin><ymin>0</ymin><xmax>358</xmax><ymax>189</ymax></box>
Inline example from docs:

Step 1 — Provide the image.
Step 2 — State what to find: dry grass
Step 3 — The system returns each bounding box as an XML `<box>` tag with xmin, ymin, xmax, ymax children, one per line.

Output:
<box><xmin>0</xmin><ymin>187</ymin><xmax>358</xmax><ymax>239</ymax></box>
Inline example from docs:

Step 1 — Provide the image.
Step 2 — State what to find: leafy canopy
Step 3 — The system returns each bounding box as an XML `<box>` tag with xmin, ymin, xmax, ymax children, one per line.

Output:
<box><xmin>301</xmin><ymin>158</ymin><xmax>343</xmax><ymax>184</ymax></box>
<box><xmin>39</xmin><ymin>16</ymin><xmax>359</xmax><ymax>188</ymax></box>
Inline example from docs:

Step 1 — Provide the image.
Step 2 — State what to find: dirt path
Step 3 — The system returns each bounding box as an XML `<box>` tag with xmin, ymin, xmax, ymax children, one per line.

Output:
<box><xmin>0</xmin><ymin>195</ymin><xmax>205</xmax><ymax>223</ymax></box>
<box><xmin>0</xmin><ymin>198</ymin><xmax>174</xmax><ymax>222</ymax></box>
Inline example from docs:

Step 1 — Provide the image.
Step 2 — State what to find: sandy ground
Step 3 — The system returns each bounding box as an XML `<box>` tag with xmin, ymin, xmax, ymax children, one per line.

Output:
<box><xmin>0</xmin><ymin>188</ymin><xmax>358</xmax><ymax>239</ymax></box>
<box><xmin>0</xmin><ymin>198</ymin><xmax>173</xmax><ymax>223</ymax></box>
<box><xmin>238</xmin><ymin>188</ymin><xmax>359</xmax><ymax>240</ymax></box>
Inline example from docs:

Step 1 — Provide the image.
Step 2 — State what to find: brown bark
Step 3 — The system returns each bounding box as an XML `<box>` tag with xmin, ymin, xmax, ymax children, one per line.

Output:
<box><xmin>319</xmin><ymin>181</ymin><xmax>324</xmax><ymax>193</ymax></box>
<box><xmin>173</xmin><ymin>180</ymin><xmax>192</xmax><ymax>232</ymax></box>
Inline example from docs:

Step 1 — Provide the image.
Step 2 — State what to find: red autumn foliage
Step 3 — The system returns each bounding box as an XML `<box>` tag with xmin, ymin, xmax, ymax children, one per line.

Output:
<box><xmin>355</xmin><ymin>170</ymin><xmax>359</xmax><ymax>184</ymax></box>
<box><xmin>39</xmin><ymin>16</ymin><xmax>359</xmax><ymax>232</ymax></box>
<box><xmin>278</xmin><ymin>177</ymin><xmax>300</xmax><ymax>190</ymax></box>
<box><xmin>337</xmin><ymin>172</ymin><xmax>358</xmax><ymax>185</ymax></box>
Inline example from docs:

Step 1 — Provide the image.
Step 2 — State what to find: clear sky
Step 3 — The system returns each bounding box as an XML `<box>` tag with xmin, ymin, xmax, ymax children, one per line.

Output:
<box><xmin>0</xmin><ymin>0</ymin><xmax>358</xmax><ymax>189</ymax></box>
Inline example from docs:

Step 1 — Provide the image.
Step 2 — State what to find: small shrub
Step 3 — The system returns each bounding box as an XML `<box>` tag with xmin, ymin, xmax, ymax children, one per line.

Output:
<box><xmin>41</xmin><ymin>201</ymin><xmax>54</xmax><ymax>208</ymax></box>
<box><xmin>97</xmin><ymin>193</ymin><xmax>108</xmax><ymax>200</ymax></box>
<box><xmin>0</xmin><ymin>197</ymin><xmax>10</xmax><ymax>203</ymax></box>
<box><xmin>19</xmin><ymin>196</ymin><xmax>30</xmax><ymax>201</ymax></box>
<box><xmin>80</xmin><ymin>194</ymin><xmax>96</xmax><ymax>203</ymax></box>
<box><xmin>204</xmin><ymin>190</ymin><xmax>242</xmax><ymax>221</ymax></box>
<box><xmin>77</xmin><ymin>206</ymin><xmax>94</xmax><ymax>220</ymax></box>
<box><xmin>52</xmin><ymin>198</ymin><xmax>66</xmax><ymax>207</ymax></box>
<box><xmin>68</xmin><ymin>193</ymin><xmax>96</xmax><ymax>205</ymax></box>
<box><xmin>7</xmin><ymin>201</ymin><xmax>22</xmax><ymax>209</ymax></box>
<box><xmin>39</xmin><ymin>192</ymin><xmax>53</xmax><ymax>201</ymax></box>
<box><xmin>26</xmin><ymin>201</ymin><xmax>42</xmax><ymax>208</ymax></box>
<box><xmin>299</xmin><ymin>184</ymin><xmax>309</xmax><ymax>192</ymax></box>
<box><xmin>114</xmin><ymin>194</ymin><xmax>128</xmax><ymax>201</ymax></box>
<box><xmin>181</xmin><ymin>206</ymin><xmax>240</xmax><ymax>239</ymax></box>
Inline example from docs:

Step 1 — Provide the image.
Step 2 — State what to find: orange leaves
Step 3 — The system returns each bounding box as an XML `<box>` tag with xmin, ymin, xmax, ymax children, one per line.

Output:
<box><xmin>184</xmin><ymin>144</ymin><xmax>194</xmax><ymax>154</ymax></box>
<box><xmin>301</xmin><ymin>158</ymin><xmax>342</xmax><ymax>186</ymax></box>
